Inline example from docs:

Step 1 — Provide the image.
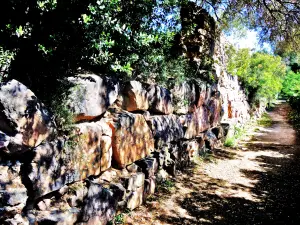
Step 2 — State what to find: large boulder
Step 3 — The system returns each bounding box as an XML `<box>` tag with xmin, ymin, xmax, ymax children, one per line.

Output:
<box><xmin>0</xmin><ymin>161</ymin><xmax>27</xmax><ymax>218</ymax></box>
<box><xmin>120</xmin><ymin>81</ymin><xmax>149</xmax><ymax>111</ymax></box>
<box><xmin>27</xmin><ymin>122</ymin><xmax>113</xmax><ymax>199</ymax></box>
<box><xmin>67</xmin><ymin>74</ymin><xmax>118</xmax><ymax>122</ymax></box>
<box><xmin>106</xmin><ymin>109</ymin><xmax>155</xmax><ymax>168</ymax></box>
<box><xmin>148</xmin><ymin>114</ymin><xmax>184</xmax><ymax>147</ymax></box>
<box><xmin>172</xmin><ymin>81</ymin><xmax>197</xmax><ymax>114</ymax></box>
<box><xmin>0</xmin><ymin>80</ymin><xmax>55</xmax><ymax>149</ymax></box>
<box><xmin>147</xmin><ymin>85</ymin><xmax>173</xmax><ymax>114</ymax></box>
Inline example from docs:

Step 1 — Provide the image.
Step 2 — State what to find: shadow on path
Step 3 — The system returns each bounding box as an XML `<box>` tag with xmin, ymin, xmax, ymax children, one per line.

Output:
<box><xmin>129</xmin><ymin>103</ymin><xmax>300</xmax><ymax>225</ymax></box>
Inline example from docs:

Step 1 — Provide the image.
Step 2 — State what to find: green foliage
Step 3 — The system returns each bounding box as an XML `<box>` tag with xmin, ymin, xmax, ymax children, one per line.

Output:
<box><xmin>227</xmin><ymin>46</ymin><xmax>285</xmax><ymax>103</ymax></box>
<box><xmin>224</xmin><ymin>125</ymin><xmax>244</xmax><ymax>148</ymax></box>
<box><xmin>224</xmin><ymin>137</ymin><xmax>235</xmax><ymax>147</ymax></box>
<box><xmin>282</xmin><ymin>70</ymin><xmax>300</xmax><ymax>98</ymax></box>
<box><xmin>156</xmin><ymin>179</ymin><xmax>175</xmax><ymax>193</ymax></box>
<box><xmin>0</xmin><ymin>46</ymin><xmax>14</xmax><ymax>81</ymax></box>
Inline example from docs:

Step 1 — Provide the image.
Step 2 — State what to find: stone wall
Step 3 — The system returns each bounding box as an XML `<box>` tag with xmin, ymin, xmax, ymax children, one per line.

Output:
<box><xmin>0</xmin><ymin>26</ymin><xmax>264</xmax><ymax>225</ymax></box>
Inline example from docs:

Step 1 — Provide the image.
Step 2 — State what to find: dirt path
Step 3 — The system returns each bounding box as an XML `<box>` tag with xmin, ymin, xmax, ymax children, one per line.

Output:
<box><xmin>124</xmin><ymin>102</ymin><xmax>300</xmax><ymax>225</ymax></box>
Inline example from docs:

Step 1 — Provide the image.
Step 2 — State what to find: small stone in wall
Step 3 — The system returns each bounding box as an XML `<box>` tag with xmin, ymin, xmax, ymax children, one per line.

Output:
<box><xmin>0</xmin><ymin>79</ymin><xmax>55</xmax><ymax>149</ymax></box>
<box><xmin>0</xmin><ymin>161</ymin><xmax>27</xmax><ymax>219</ymax></box>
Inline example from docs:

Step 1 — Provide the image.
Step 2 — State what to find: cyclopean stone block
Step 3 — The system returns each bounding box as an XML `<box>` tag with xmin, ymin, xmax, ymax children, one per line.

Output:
<box><xmin>172</xmin><ymin>81</ymin><xmax>197</xmax><ymax>115</ymax></box>
<box><xmin>27</xmin><ymin>127</ymin><xmax>112</xmax><ymax>199</ymax></box>
<box><xmin>179</xmin><ymin>106</ymin><xmax>210</xmax><ymax>139</ymax></box>
<box><xmin>67</xmin><ymin>74</ymin><xmax>119</xmax><ymax>121</ymax></box>
<box><xmin>148</xmin><ymin>114</ymin><xmax>184</xmax><ymax>147</ymax></box>
<box><xmin>147</xmin><ymin>84</ymin><xmax>173</xmax><ymax>114</ymax></box>
<box><xmin>106</xmin><ymin>110</ymin><xmax>155</xmax><ymax>168</ymax></box>
<box><xmin>0</xmin><ymin>79</ymin><xmax>55</xmax><ymax>149</ymax></box>
<box><xmin>121</xmin><ymin>81</ymin><xmax>149</xmax><ymax>111</ymax></box>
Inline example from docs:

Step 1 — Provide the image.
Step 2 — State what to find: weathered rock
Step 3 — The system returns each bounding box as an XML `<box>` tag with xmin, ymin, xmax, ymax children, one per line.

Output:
<box><xmin>208</xmin><ymin>91</ymin><xmax>222</xmax><ymax>127</ymax></box>
<box><xmin>75</xmin><ymin>122</ymin><xmax>113</xmax><ymax>173</ymax></box>
<box><xmin>121</xmin><ymin>81</ymin><xmax>149</xmax><ymax>111</ymax></box>
<box><xmin>179</xmin><ymin>106</ymin><xmax>210</xmax><ymax>139</ymax></box>
<box><xmin>122</xmin><ymin>172</ymin><xmax>145</xmax><ymax>192</ymax></box>
<box><xmin>172</xmin><ymin>81</ymin><xmax>197</xmax><ymax>114</ymax></box>
<box><xmin>0</xmin><ymin>161</ymin><xmax>27</xmax><ymax>218</ymax></box>
<box><xmin>0</xmin><ymin>80</ymin><xmax>55</xmax><ymax>149</ymax></box>
<box><xmin>0</xmin><ymin>131</ymin><xmax>9</xmax><ymax>150</ymax></box>
<box><xmin>96</xmin><ymin>168</ymin><xmax>119</xmax><ymax>183</ymax></box>
<box><xmin>64</xmin><ymin>181</ymin><xmax>88</xmax><ymax>208</ymax></box>
<box><xmin>67</xmin><ymin>74</ymin><xmax>118</xmax><ymax>121</ymax></box>
<box><xmin>79</xmin><ymin>182</ymin><xmax>117</xmax><ymax>225</ymax></box>
<box><xmin>148</xmin><ymin>115</ymin><xmax>184</xmax><ymax>147</ymax></box>
<box><xmin>109</xmin><ymin>183</ymin><xmax>126</xmax><ymax>203</ymax></box>
<box><xmin>195</xmin><ymin>81</ymin><xmax>207</xmax><ymax>107</ymax></box>
<box><xmin>126</xmin><ymin>185</ymin><xmax>144</xmax><ymax>210</ymax></box>
<box><xmin>204</xmin><ymin>129</ymin><xmax>218</xmax><ymax>150</ymax></box>
<box><xmin>27</xmin><ymin>208</ymin><xmax>80</xmax><ymax>225</ymax></box>
<box><xmin>144</xmin><ymin>176</ymin><xmax>156</xmax><ymax>197</ymax></box>
<box><xmin>147</xmin><ymin>85</ymin><xmax>173</xmax><ymax>114</ymax></box>
<box><xmin>182</xmin><ymin>139</ymin><xmax>204</xmax><ymax>161</ymax></box>
<box><xmin>156</xmin><ymin>169</ymin><xmax>169</xmax><ymax>182</ymax></box>
<box><xmin>27</xmin><ymin>133</ymin><xmax>112</xmax><ymax>199</ymax></box>
<box><xmin>211</xmin><ymin>126</ymin><xmax>224</xmax><ymax>139</ymax></box>
<box><xmin>122</xmin><ymin>172</ymin><xmax>145</xmax><ymax>210</ymax></box>
<box><xmin>126</xmin><ymin>163</ymin><xmax>141</xmax><ymax>173</ymax></box>
<box><xmin>2</xmin><ymin>214</ymin><xmax>29</xmax><ymax>225</ymax></box>
<box><xmin>135</xmin><ymin>158</ymin><xmax>158</xmax><ymax>178</ymax></box>
<box><xmin>106</xmin><ymin>110</ymin><xmax>155</xmax><ymax>168</ymax></box>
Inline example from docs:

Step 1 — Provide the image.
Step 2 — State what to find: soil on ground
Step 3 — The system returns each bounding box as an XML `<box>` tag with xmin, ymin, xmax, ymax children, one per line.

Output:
<box><xmin>123</xmin><ymin>102</ymin><xmax>300</xmax><ymax>225</ymax></box>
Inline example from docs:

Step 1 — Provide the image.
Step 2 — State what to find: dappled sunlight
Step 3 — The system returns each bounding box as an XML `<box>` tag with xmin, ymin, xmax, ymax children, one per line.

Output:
<box><xmin>126</xmin><ymin>103</ymin><xmax>300</xmax><ymax>224</ymax></box>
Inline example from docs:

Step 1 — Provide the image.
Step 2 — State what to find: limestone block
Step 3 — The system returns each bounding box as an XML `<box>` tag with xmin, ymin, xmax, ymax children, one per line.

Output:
<box><xmin>179</xmin><ymin>106</ymin><xmax>210</xmax><ymax>139</ymax></box>
<box><xmin>106</xmin><ymin>111</ymin><xmax>155</xmax><ymax>168</ymax></box>
<box><xmin>79</xmin><ymin>182</ymin><xmax>117</xmax><ymax>225</ymax></box>
<box><xmin>147</xmin><ymin>85</ymin><xmax>173</xmax><ymax>114</ymax></box>
<box><xmin>27</xmin><ymin>133</ymin><xmax>112</xmax><ymax>198</ymax></box>
<box><xmin>148</xmin><ymin>114</ymin><xmax>184</xmax><ymax>147</ymax></box>
<box><xmin>0</xmin><ymin>80</ymin><xmax>55</xmax><ymax>149</ymax></box>
<box><xmin>121</xmin><ymin>81</ymin><xmax>149</xmax><ymax>111</ymax></box>
<box><xmin>172</xmin><ymin>81</ymin><xmax>197</xmax><ymax>114</ymax></box>
<box><xmin>67</xmin><ymin>74</ymin><xmax>118</xmax><ymax>121</ymax></box>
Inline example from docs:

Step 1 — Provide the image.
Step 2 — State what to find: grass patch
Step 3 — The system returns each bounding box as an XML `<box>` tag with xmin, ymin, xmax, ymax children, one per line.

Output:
<box><xmin>257</xmin><ymin>112</ymin><xmax>272</xmax><ymax>127</ymax></box>
<box><xmin>108</xmin><ymin>208</ymin><xmax>132</xmax><ymax>225</ymax></box>
<box><xmin>224</xmin><ymin>137</ymin><xmax>236</xmax><ymax>147</ymax></box>
<box><xmin>223</xmin><ymin>125</ymin><xmax>245</xmax><ymax>148</ymax></box>
<box><xmin>156</xmin><ymin>179</ymin><xmax>175</xmax><ymax>194</ymax></box>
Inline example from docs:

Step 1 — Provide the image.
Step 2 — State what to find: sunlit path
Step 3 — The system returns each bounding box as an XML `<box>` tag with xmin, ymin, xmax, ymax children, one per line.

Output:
<box><xmin>127</xmin><ymin>102</ymin><xmax>300</xmax><ymax>225</ymax></box>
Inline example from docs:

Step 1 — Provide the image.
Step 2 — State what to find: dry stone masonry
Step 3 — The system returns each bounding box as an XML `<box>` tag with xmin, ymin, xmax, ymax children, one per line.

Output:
<box><xmin>0</xmin><ymin>16</ymin><xmax>265</xmax><ymax>225</ymax></box>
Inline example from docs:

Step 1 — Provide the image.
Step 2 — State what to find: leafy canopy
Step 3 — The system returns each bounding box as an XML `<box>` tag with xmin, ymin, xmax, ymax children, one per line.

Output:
<box><xmin>227</xmin><ymin>46</ymin><xmax>286</xmax><ymax>102</ymax></box>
